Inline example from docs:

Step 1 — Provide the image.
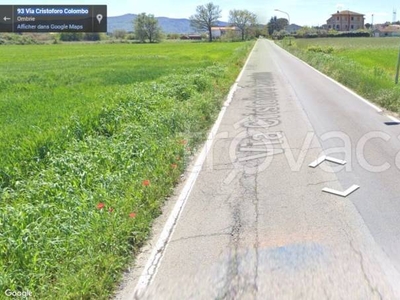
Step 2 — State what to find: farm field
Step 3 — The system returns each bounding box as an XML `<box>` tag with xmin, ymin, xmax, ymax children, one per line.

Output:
<box><xmin>279</xmin><ymin>37</ymin><xmax>400</xmax><ymax>113</ymax></box>
<box><xmin>0</xmin><ymin>41</ymin><xmax>253</xmax><ymax>299</ymax></box>
<box><xmin>0</xmin><ymin>42</ymin><xmax>245</xmax><ymax>180</ymax></box>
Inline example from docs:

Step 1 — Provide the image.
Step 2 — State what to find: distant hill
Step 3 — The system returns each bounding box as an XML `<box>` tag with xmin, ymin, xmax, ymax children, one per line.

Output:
<box><xmin>107</xmin><ymin>14</ymin><xmax>228</xmax><ymax>34</ymax></box>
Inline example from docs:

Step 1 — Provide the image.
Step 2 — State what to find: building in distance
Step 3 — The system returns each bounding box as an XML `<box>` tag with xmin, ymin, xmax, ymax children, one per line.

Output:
<box><xmin>326</xmin><ymin>10</ymin><xmax>365</xmax><ymax>31</ymax></box>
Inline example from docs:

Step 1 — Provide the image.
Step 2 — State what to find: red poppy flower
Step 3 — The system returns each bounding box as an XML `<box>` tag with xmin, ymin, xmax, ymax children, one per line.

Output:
<box><xmin>142</xmin><ymin>180</ymin><xmax>150</xmax><ymax>186</ymax></box>
<box><xmin>129</xmin><ymin>212</ymin><xmax>137</xmax><ymax>218</ymax></box>
<box><xmin>96</xmin><ymin>203</ymin><xmax>105</xmax><ymax>209</ymax></box>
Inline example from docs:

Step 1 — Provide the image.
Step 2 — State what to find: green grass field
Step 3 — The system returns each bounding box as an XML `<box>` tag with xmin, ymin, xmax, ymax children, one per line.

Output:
<box><xmin>279</xmin><ymin>37</ymin><xmax>400</xmax><ymax>112</ymax></box>
<box><xmin>0</xmin><ymin>43</ymin><xmax>244</xmax><ymax>181</ymax></box>
<box><xmin>0</xmin><ymin>41</ymin><xmax>253</xmax><ymax>299</ymax></box>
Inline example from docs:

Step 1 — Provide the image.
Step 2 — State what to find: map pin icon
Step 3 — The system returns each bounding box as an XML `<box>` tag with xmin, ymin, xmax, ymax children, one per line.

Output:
<box><xmin>96</xmin><ymin>14</ymin><xmax>103</xmax><ymax>24</ymax></box>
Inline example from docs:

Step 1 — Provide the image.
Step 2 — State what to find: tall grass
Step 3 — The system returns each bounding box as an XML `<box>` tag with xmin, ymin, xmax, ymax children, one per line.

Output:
<box><xmin>0</xmin><ymin>41</ymin><xmax>253</xmax><ymax>299</ymax></box>
<box><xmin>278</xmin><ymin>37</ymin><xmax>400</xmax><ymax>113</ymax></box>
<box><xmin>0</xmin><ymin>43</ymin><xmax>242</xmax><ymax>187</ymax></box>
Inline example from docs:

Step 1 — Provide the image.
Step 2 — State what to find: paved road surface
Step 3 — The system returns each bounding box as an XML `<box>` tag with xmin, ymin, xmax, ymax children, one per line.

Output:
<box><xmin>116</xmin><ymin>39</ymin><xmax>400</xmax><ymax>299</ymax></box>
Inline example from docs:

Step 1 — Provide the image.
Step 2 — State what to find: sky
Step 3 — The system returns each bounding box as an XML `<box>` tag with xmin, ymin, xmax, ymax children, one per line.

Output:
<box><xmin>1</xmin><ymin>0</ymin><xmax>399</xmax><ymax>26</ymax></box>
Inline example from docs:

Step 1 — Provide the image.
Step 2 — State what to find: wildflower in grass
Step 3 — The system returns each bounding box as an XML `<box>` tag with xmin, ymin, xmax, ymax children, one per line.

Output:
<box><xmin>171</xmin><ymin>163</ymin><xmax>177</xmax><ymax>169</ymax></box>
<box><xmin>129</xmin><ymin>212</ymin><xmax>137</xmax><ymax>218</ymax></box>
<box><xmin>142</xmin><ymin>179</ymin><xmax>150</xmax><ymax>186</ymax></box>
<box><xmin>97</xmin><ymin>203</ymin><xmax>105</xmax><ymax>210</ymax></box>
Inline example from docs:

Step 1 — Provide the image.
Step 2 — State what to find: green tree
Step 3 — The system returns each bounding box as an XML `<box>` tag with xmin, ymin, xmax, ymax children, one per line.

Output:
<box><xmin>272</xmin><ymin>29</ymin><xmax>289</xmax><ymax>40</ymax></box>
<box><xmin>59</xmin><ymin>32</ymin><xmax>83</xmax><ymax>41</ymax></box>
<box><xmin>190</xmin><ymin>2</ymin><xmax>222</xmax><ymax>42</ymax></box>
<box><xmin>220</xmin><ymin>29</ymin><xmax>241</xmax><ymax>42</ymax></box>
<box><xmin>167</xmin><ymin>33</ymin><xmax>180</xmax><ymax>39</ymax></box>
<box><xmin>267</xmin><ymin>16</ymin><xmax>277</xmax><ymax>35</ymax></box>
<box><xmin>276</xmin><ymin>18</ymin><xmax>289</xmax><ymax>31</ymax></box>
<box><xmin>267</xmin><ymin>16</ymin><xmax>289</xmax><ymax>36</ymax></box>
<box><xmin>133</xmin><ymin>13</ymin><xmax>162</xmax><ymax>43</ymax></box>
<box><xmin>296</xmin><ymin>26</ymin><xmax>317</xmax><ymax>38</ymax></box>
<box><xmin>249</xmin><ymin>24</ymin><xmax>268</xmax><ymax>38</ymax></box>
<box><xmin>113</xmin><ymin>29</ymin><xmax>127</xmax><ymax>39</ymax></box>
<box><xmin>228</xmin><ymin>9</ymin><xmax>257</xmax><ymax>40</ymax></box>
<box><xmin>83</xmin><ymin>33</ymin><xmax>101</xmax><ymax>41</ymax></box>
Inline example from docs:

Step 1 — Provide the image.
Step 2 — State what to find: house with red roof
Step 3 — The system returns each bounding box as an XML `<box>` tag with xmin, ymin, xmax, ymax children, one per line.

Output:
<box><xmin>326</xmin><ymin>10</ymin><xmax>365</xmax><ymax>31</ymax></box>
<box><xmin>373</xmin><ymin>24</ymin><xmax>400</xmax><ymax>37</ymax></box>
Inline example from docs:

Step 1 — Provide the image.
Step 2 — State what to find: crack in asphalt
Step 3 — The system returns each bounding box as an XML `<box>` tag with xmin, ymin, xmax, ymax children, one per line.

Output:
<box><xmin>218</xmin><ymin>204</ymin><xmax>242</xmax><ymax>300</ymax></box>
<box><xmin>218</xmin><ymin>168</ymin><xmax>262</xmax><ymax>299</ymax></box>
<box><xmin>253</xmin><ymin>171</ymin><xmax>260</xmax><ymax>297</ymax></box>
<box><xmin>325</xmin><ymin>205</ymin><xmax>388</xmax><ymax>298</ymax></box>
<box><xmin>307</xmin><ymin>180</ymin><xmax>338</xmax><ymax>187</ymax></box>
<box><xmin>218</xmin><ymin>102</ymin><xmax>265</xmax><ymax>299</ymax></box>
<box><xmin>350</xmin><ymin>241</ymin><xmax>384</xmax><ymax>300</ymax></box>
<box><xmin>169</xmin><ymin>232</ymin><xmax>231</xmax><ymax>244</ymax></box>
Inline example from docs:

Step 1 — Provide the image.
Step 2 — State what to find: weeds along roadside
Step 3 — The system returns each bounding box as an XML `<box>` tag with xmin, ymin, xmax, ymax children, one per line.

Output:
<box><xmin>0</xmin><ymin>42</ymin><xmax>253</xmax><ymax>299</ymax></box>
<box><xmin>277</xmin><ymin>38</ymin><xmax>400</xmax><ymax>113</ymax></box>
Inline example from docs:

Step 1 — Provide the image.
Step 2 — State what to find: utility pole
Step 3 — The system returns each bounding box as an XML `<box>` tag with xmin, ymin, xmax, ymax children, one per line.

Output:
<box><xmin>274</xmin><ymin>9</ymin><xmax>291</xmax><ymax>44</ymax></box>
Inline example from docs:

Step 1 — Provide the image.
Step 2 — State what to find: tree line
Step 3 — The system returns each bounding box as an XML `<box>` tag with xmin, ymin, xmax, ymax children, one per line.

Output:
<box><xmin>134</xmin><ymin>2</ymin><xmax>262</xmax><ymax>43</ymax></box>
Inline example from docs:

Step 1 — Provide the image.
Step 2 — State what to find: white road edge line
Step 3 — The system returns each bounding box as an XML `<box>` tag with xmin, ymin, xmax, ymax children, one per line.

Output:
<box><xmin>322</xmin><ymin>185</ymin><xmax>360</xmax><ymax>197</ymax></box>
<box><xmin>273</xmin><ymin>42</ymin><xmax>383</xmax><ymax>113</ymax></box>
<box><xmin>387</xmin><ymin>115</ymin><xmax>400</xmax><ymax>123</ymax></box>
<box><xmin>131</xmin><ymin>42</ymin><xmax>257</xmax><ymax>298</ymax></box>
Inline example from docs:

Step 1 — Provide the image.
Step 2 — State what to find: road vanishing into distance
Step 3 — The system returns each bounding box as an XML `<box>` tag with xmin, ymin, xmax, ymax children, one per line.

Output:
<box><xmin>116</xmin><ymin>39</ymin><xmax>400</xmax><ymax>299</ymax></box>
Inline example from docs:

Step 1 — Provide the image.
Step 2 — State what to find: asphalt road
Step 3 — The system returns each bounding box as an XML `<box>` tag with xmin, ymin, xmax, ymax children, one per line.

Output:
<box><xmin>116</xmin><ymin>39</ymin><xmax>400</xmax><ymax>299</ymax></box>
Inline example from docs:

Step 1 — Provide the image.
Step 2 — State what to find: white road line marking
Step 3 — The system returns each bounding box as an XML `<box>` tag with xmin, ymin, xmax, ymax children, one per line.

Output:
<box><xmin>322</xmin><ymin>185</ymin><xmax>360</xmax><ymax>197</ymax></box>
<box><xmin>309</xmin><ymin>155</ymin><xmax>346</xmax><ymax>168</ymax></box>
<box><xmin>239</xmin><ymin>147</ymin><xmax>272</xmax><ymax>152</ymax></box>
<box><xmin>309</xmin><ymin>155</ymin><xmax>327</xmax><ymax>168</ymax></box>
<box><xmin>241</xmin><ymin>142</ymin><xmax>270</xmax><ymax>147</ymax></box>
<box><xmin>325</xmin><ymin>157</ymin><xmax>346</xmax><ymax>165</ymax></box>
<box><xmin>273</xmin><ymin>42</ymin><xmax>383</xmax><ymax>113</ymax></box>
<box><xmin>387</xmin><ymin>115</ymin><xmax>400</xmax><ymax>123</ymax></box>
<box><xmin>224</xmin><ymin>169</ymin><xmax>239</xmax><ymax>185</ymax></box>
<box><xmin>238</xmin><ymin>153</ymin><xmax>270</xmax><ymax>162</ymax></box>
<box><xmin>132</xmin><ymin>42</ymin><xmax>258</xmax><ymax>298</ymax></box>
